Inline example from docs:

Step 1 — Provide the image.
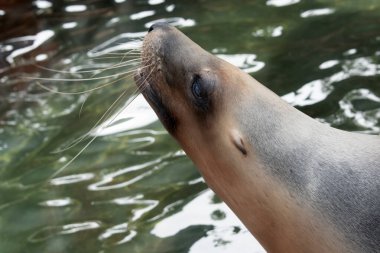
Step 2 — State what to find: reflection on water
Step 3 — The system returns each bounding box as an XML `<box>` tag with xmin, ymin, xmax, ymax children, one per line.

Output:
<box><xmin>1</xmin><ymin>0</ymin><xmax>379</xmax><ymax>253</ymax></box>
<box><xmin>94</xmin><ymin>94</ymin><xmax>158</xmax><ymax>136</ymax></box>
<box><xmin>153</xmin><ymin>189</ymin><xmax>264</xmax><ymax>253</ymax></box>
<box><xmin>283</xmin><ymin>55</ymin><xmax>380</xmax><ymax>109</ymax></box>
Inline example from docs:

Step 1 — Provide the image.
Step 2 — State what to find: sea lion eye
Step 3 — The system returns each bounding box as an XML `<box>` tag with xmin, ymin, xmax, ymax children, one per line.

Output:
<box><xmin>190</xmin><ymin>73</ymin><xmax>212</xmax><ymax>113</ymax></box>
<box><xmin>191</xmin><ymin>75</ymin><xmax>204</xmax><ymax>98</ymax></box>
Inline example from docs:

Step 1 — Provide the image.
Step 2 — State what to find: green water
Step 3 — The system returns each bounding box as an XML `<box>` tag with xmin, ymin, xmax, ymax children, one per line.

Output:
<box><xmin>1</xmin><ymin>1</ymin><xmax>379</xmax><ymax>253</ymax></box>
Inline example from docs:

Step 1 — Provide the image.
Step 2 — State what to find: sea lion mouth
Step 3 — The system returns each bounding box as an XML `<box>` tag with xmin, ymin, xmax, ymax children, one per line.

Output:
<box><xmin>134</xmin><ymin>66</ymin><xmax>178</xmax><ymax>134</ymax></box>
<box><xmin>134</xmin><ymin>22</ymin><xmax>193</xmax><ymax>134</ymax></box>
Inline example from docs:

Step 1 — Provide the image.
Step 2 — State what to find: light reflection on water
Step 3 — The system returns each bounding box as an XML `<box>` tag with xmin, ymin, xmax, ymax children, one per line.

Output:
<box><xmin>153</xmin><ymin>189</ymin><xmax>263</xmax><ymax>253</ymax></box>
<box><xmin>217</xmin><ymin>54</ymin><xmax>266</xmax><ymax>74</ymax></box>
<box><xmin>300</xmin><ymin>8</ymin><xmax>335</xmax><ymax>18</ymax></box>
<box><xmin>94</xmin><ymin>94</ymin><xmax>158</xmax><ymax>136</ymax></box>
<box><xmin>4</xmin><ymin>30</ymin><xmax>54</xmax><ymax>65</ymax></box>
<box><xmin>282</xmin><ymin>55</ymin><xmax>380</xmax><ymax>118</ymax></box>
<box><xmin>0</xmin><ymin>1</ymin><xmax>379</xmax><ymax>253</ymax></box>
<box><xmin>50</xmin><ymin>173</ymin><xmax>95</xmax><ymax>185</ymax></box>
<box><xmin>144</xmin><ymin>17</ymin><xmax>196</xmax><ymax>29</ymax></box>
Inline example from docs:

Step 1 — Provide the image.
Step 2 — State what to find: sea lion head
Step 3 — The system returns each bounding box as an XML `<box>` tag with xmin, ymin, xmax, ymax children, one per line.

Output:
<box><xmin>135</xmin><ymin>23</ymin><xmax>253</xmax><ymax>171</ymax></box>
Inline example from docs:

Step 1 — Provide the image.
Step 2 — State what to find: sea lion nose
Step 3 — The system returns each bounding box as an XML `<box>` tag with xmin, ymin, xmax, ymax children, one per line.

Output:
<box><xmin>148</xmin><ymin>22</ymin><xmax>170</xmax><ymax>33</ymax></box>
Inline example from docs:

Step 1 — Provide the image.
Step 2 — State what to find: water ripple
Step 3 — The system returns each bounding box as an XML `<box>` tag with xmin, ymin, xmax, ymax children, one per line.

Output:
<box><xmin>337</xmin><ymin>89</ymin><xmax>380</xmax><ymax>132</ymax></box>
<box><xmin>29</xmin><ymin>221</ymin><xmax>102</xmax><ymax>243</ymax></box>
<box><xmin>88</xmin><ymin>158</ymin><xmax>164</xmax><ymax>191</ymax></box>
<box><xmin>39</xmin><ymin>197</ymin><xmax>74</xmax><ymax>207</ymax></box>
<box><xmin>60</xmin><ymin>221</ymin><xmax>101</xmax><ymax>234</ymax></box>
<box><xmin>149</xmin><ymin>0</ymin><xmax>166</xmax><ymax>5</ymax></box>
<box><xmin>130</xmin><ymin>10</ymin><xmax>156</xmax><ymax>20</ymax></box>
<box><xmin>319</xmin><ymin>60</ymin><xmax>340</xmax><ymax>70</ymax></box>
<box><xmin>252</xmin><ymin>26</ymin><xmax>284</xmax><ymax>38</ymax></box>
<box><xmin>152</xmin><ymin>189</ymin><xmax>265</xmax><ymax>252</ymax></box>
<box><xmin>283</xmin><ymin>56</ymin><xmax>380</xmax><ymax>106</ymax></box>
<box><xmin>266</xmin><ymin>0</ymin><xmax>300</xmax><ymax>7</ymax></box>
<box><xmin>50</xmin><ymin>173</ymin><xmax>95</xmax><ymax>186</ymax></box>
<box><xmin>145</xmin><ymin>17</ymin><xmax>196</xmax><ymax>29</ymax></box>
<box><xmin>217</xmin><ymin>54</ymin><xmax>265</xmax><ymax>73</ymax></box>
<box><xmin>98</xmin><ymin>222</ymin><xmax>129</xmax><ymax>240</ymax></box>
<box><xmin>111</xmin><ymin>194</ymin><xmax>159</xmax><ymax>221</ymax></box>
<box><xmin>88</xmin><ymin>32</ymin><xmax>145</xmax><ymax>57</ymax></box>
<box><xmin>99</xmin><ymin>223</ymin><xmax>137</xmax><ymax>245</ymax></box>
<box><xmin>3</xmin><ymin>30</ymin><xmax>54</xmax><ymax>65</ymax></box>
<box><xmin>300</xmin><ymin>8</ymin><xmax>336</xmax><ymax>18</ymax></box>
<box><xmin>94</xmin><ymin>94</ymin><xmax>158</xmax><ymax>136</ymax></box>
<box><xmin>65</xmin><ymin>5</ymin><xmax>87</xmax><ymax>13</ymax></box>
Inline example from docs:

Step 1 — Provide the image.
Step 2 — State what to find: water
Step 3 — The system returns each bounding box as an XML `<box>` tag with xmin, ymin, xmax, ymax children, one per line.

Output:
<box><xmin>1</xmin><ymin>1</ymin><xmax>379</xmax><ymax>252</ymax></box>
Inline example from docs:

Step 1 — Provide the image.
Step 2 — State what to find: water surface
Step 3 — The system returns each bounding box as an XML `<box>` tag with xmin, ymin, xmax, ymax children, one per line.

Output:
<box><xmin>1</xmin><ymin>1</ymin><xmax>379</xmax><ymax>252</ymax></box>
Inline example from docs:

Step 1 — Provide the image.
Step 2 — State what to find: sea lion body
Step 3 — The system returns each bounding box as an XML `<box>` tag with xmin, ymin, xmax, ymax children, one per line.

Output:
<box><xmin>135</xmin><ymin>23</ymin><xmax>380</xmax><ymax>253</ymax></box>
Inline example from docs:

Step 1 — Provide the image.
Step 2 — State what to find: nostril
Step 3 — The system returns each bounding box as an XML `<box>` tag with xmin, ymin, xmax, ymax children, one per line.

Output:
<box><xmin>147</xmin><ymin>22</ymin><xmax>169</xmax><ymax>33</ymax></box>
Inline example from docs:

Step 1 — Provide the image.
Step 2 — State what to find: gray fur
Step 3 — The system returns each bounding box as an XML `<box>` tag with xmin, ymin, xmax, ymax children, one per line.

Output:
<box><xmin>238</xmin><ymin>94</ymin><xmax>380</xmax><ymax>252</ymax></box>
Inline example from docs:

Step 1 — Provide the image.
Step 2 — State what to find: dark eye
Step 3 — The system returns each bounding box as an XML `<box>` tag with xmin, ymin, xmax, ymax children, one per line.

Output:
<box><xmin>192</xmin><ymin>79</ymin><xmax>202</xmax><ymax>98</ymax></box>
<box><xmin>190</xmin><ymin>73</ymin><xmax>213</xmax><ymax>113</ymax></box>
<box><xmin>191</xmin><ymin>75</ymin><xmax>204</xmax><ymax>98</ymax></box>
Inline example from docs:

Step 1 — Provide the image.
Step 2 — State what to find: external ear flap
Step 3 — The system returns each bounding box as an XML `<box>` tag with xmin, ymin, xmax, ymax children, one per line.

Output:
<box><xmin>230</xmin><ymin>129</ymin><xmax>247</xmax><ymax>156</ymax></box>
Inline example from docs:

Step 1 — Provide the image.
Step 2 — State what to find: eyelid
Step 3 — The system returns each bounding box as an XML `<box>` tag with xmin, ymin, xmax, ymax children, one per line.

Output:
<box><xmin>192</xmin><ymin>74</ymin><xmax>201</xmax><ymax>83</ymax></box>
<box><xmin>190</xmin><ymin>72</ymin><xmax>214</xmax><ymax>113</ymax></box>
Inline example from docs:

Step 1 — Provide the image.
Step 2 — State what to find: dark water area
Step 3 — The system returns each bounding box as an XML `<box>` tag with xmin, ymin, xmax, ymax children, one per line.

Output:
<box><xmin>0</xmin><ymin>1</ymin><xmax>379</xmax><ymax>253</ymax></box>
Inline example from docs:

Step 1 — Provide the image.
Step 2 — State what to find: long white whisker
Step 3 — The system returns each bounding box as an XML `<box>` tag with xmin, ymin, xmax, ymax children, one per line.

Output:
<box><xmin>47</xmin><ymin>39</ymin><xmax>146</xmax><ymax>177</ymax></box>
<box><xmin>25</xmin><ymin>68</ymin><xmax>139</xmax><ymax>82</ymax></box>
<box><xmin>49</xmin><ymin>88</ymin><xmax>132</xmax><ymax>178</ymax></box>
<box><xmin>50</xmin><ymin>64</ymin><xmax>154</xmax><ymax>152</ymax></box>
<box><xmin>33</xmin><ymin>59</ymin><xmax>140</xmax><ymax>75</ymax></box>
<box><xmin>91</xmin><ymin>58</ymin><xmax>141</xmax><ymax>77</ymax></box>
<box><xmin>33</xmin><ymin>74</ymin><xmax>124</xmax><ymax>95</ymax></box>
<box><xmin>78</xmin><ymin>93</ymin><xmax>90</xmax><ymax>118</ymax></box>
<box><xmin>29</xmin><ymin>65</ymin><xmax>153</xmax><ymax>96</ymax></box>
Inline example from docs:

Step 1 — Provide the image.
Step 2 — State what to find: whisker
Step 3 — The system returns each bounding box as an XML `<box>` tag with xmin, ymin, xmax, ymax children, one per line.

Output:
<box><xmin>24</xmin><ymin>68</ymin><xmax>140</xmax><ymax>82</ymax></box>
<box><xmin>33</xmin><ymin>60</ymin><xmax>139</xmax><ymax>75</ymax></box>
<box><xmin>30</xmin><ymin>67</ymin><xmax>155</xmax><ymax>96</ymax></box>
<box><xmin>52</xmin><ymin>87</ymin><xmax>131</xmax><ymax>153</ymax></box>
<box><xmin>91</xmin><ymin>59</ymin><xmax>141</xmax><ymax>77</ymax></box>
<box><xmin>50</xmin><ymin>132</ymin><xmax>97</xmax><ymax>179</ymax></box>
<box><xmin>95</xmin><ymin>55</ymin><xmax>141</xmax><ymax>60</ymax></box>
<box><xmin>46</xmin><ymin>39</ymin><xmax>146</xmax><ymax>178</ymax></box>
<box><xmin>31</xmin><ymin>64</ymin><xmax>151</xmax><ymax>95</ymax></box>
<box><xmin>50</xmin><ymin>63</ymin><xmax>155</xmax><ymax>152</ymax></box>
<box><xmin>78</xmin><ymin>93</ymin><xmax>90</xmax><ymax>118</ymax></box>
<box><xmin>106</xmin><ymin>51</ymin><xmax>138</xmax><ymax>56</ymax></box>
<box><xmin>49</xmin><ymin>86</ymin><xmax>141</xmax><ymax>179</ymax></box>
<box><xmin>91</xmin><ymin>56</ymin><xmax>139</xmax><ymax>60</ymax></box>
<box><xmin>33</xmin><ymin>75</ymin><xmax>123</xmax><ymax>95</ymax></box>
<box><xmin>34</xmin><ymin>64</ymin><xmax>107</xmax><ymax>75</ymax></box>
<box><xmin>101</xmin><ymin>51</ymin><xmax>141</xmax><ymax>56</ymax></box>
<box><xmin>99</xmin><ymin>52</ymin><xmax>141</xmax><ymax>56</ymax></box>
<box><xmin>134</xmin><ymin>63</ymin><xmax>156</xmax><ymax>93</ymax></box>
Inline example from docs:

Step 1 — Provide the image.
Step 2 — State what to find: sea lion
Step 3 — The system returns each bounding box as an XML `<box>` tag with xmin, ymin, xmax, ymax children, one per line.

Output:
<box><xmin>134</xmin><ymin>22</ymin><xmax>380</xmax><ymax>253</ymax></box>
